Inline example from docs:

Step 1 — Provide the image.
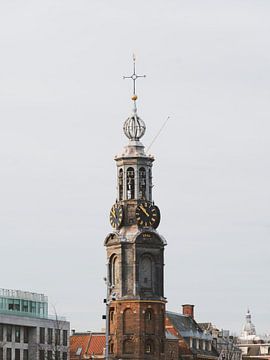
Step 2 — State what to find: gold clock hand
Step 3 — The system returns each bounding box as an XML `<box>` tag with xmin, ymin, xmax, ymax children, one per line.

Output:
<box><xmin>139</xmin><ymin>205</ymin><xmax>149</xmax><ymax>217</ymax></box>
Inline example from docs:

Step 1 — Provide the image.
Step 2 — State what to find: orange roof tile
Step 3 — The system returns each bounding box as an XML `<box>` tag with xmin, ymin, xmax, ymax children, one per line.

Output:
<box><xmin>70</xmin><ymin>332</ymin><xmax>105</xmax><ymax>359</ymax></box>
<box><xmin>86</xmin><ymin>334</ymin><xmax>106</xmax><ymax>356</ymax></box>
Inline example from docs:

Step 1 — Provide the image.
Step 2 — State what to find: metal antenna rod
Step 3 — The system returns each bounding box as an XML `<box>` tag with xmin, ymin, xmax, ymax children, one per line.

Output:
<box><xmin>146</xmin><ymin>116</ymin><xmax>170</xmax><ymax>153</ymax></box>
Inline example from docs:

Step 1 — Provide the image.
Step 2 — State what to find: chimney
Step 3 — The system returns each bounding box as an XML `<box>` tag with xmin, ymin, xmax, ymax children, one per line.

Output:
<box><xmin>182</xmin><ymin>304</ymin><xmax>195</xmax><ymax>319</ymax></box>
<box><xmin>71</xmin><ymin>329</ymin><xmax>76</xmax><ymax>335</ymax></box>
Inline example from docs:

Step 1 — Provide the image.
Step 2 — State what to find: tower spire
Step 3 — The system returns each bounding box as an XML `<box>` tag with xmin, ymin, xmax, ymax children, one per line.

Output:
<box><xmin>123</xmin><ymin>54</ymin><xmax>146</xmax><ymax>108</ymax></box>
<box><xmin>123</xmin><ymin>55</ymin><xmax>146</xmax><ymax>141</ymax></box>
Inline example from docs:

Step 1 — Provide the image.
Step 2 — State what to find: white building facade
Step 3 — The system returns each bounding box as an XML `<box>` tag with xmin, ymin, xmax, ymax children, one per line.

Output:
<box><xmin>0</xmin><ymin>289</ymin><xmax>69</xmax><ymax>360</ymax></box>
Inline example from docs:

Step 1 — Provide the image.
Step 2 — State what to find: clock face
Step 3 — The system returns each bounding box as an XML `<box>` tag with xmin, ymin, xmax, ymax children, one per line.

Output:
<box><xmin>110</xmin><ymin>204</ymin><xmax>124</xmax><ymax>229</ymax></box>
<box><xmin>152</xmin><ymin>205</ymin><xmax>161</xmax><ymax>229</ymax></box>
<box><xmin>135</xmin><ymin>202</ymin><xmax>160</xmax><ymax>228</ymax></box>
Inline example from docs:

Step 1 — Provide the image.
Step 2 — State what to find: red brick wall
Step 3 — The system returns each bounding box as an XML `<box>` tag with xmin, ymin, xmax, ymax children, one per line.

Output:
<box><xmin>109</xmin><ymin>300</ymin><xmax>166</xmax><ymax>360</ymax></box>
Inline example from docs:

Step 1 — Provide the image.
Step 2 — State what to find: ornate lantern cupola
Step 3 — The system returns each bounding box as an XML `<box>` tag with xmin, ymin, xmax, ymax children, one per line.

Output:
<box><xmin>110</xmin><ymin>56</ymin><xmax>160</xmax><ymax>230</ymax></box>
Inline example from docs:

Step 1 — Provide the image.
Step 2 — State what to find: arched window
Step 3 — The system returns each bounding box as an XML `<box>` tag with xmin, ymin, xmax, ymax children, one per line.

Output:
<box><xmin>160</xmin><ymin>339</ymin><xmax>165</xmax><ymax>354</ymax></box>
<box><xmin>110</xmin><ymin>255</ymin><xmax>119</xmax><ymax>287</ymax></box>
<box><xmin>145</xmin><ymin>309</ymin><xmax>155</xmax><ymax>334</ymax></box>
<box><xmin>126</xmin><ymin>167</ymin><xmax>135</xmax><ymax>199</ymax></box>
<box><xmin>118</xmin><ymin>169</ymin><xmax>123</xmax><ymax>200</ymax></box>
<box><xmin>110</xmin><ymin>308</ymin><xmax>114</xmax><ymax>322</ymax></box>
<box><xmin>123</xmin><ymin>339</ymin><xmax>134</xmax><ymax>354</ymax></box>
<box><xmin>123</xmin><ymin>308</ymin><xmax>134</xmax><ymax>334</ymax></box>
<box><xmin>145</xmin><ymin>341</ymin><xmax>154</xmax><ymax>354</ymax></box>
<box><xmin>139</xmin><ymin>167</ymin><xmax>146</xmax><ymax>199</ymax></box>
<box><xmin>140</xmin><ymin>255</ymin><xmax>153</xmax><ymax>289</ymax></box>
<box><xmin>109</xmin><ymin>341</ymin><xmax>114</xmax><ymax>354</ymax></box>
<box><xmin>145</xmin><ymin>309</ymin><xmax>152</xmax><ymax>321</ymax></box>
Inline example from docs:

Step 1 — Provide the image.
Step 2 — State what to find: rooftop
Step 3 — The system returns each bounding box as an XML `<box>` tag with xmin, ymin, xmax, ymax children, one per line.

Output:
<box><xmin>0</xmin><ymin>288</ymin><xmax>48</xmax><ymax>319</ymax></box>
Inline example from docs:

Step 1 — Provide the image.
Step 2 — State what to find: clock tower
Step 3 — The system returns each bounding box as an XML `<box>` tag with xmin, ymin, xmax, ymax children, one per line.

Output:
<box><xmin>104</xmin><ymin>58</ymin><xmax>166</xmax><ymax>360</ymax></box>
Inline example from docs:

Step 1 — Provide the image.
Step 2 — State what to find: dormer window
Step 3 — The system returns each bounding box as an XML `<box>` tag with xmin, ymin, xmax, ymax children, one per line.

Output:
<box><xmin>127</xmin><ymin>167</ymin><xmax>135</xmax><ymax>199</ymax></box>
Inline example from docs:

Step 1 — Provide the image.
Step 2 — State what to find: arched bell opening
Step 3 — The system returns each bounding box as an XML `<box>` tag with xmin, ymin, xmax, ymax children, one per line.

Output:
<box><xmin>118</xmin><ymin>168</ymin><xmax>123</xmax><ymax>200</ymax></box>
<box><xmin>126</xmin><ymin>167</ymin><xmax>135</xmax><ymax>199</ymax></box>
<box><xmin>139</xmin><ymin>167</ymin><xmax>146</xmax><ymax>199</ymax></box>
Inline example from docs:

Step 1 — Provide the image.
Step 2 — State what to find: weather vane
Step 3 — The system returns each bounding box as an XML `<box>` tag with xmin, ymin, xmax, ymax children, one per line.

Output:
<box><xmin>123</xmin><ymin>54</ymin><xmax>146</xmax><ymax>101</ymax></box>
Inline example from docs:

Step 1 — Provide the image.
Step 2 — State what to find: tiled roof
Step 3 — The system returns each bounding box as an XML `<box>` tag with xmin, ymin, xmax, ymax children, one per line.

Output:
<box><xmin>198</xmin><ymin>322</ymin><xmax>213</xmax><ymax>331</ymax></box>
<box><xmin>88</xmin><ymin>334</ymin><xmax>106</xmax><ymax>355</ymax></box>
<box><xmin>166</xmin><ymin>330</ymin><xmax>179</xmax><ymax>340</ymax></box>
<box><xmin>166</xmin><ymin>311</ymin><xmax>219</xmax><ymax>358</ymax></box>
<box><xmin>167</xmin><ymin>311</ymin><xmax>211</xmax><ymax>340</ymax></box>
<box><xmin>70</xmin><ymin>332</ymin><xmax>105</xmax><ymax>359</ymax></box>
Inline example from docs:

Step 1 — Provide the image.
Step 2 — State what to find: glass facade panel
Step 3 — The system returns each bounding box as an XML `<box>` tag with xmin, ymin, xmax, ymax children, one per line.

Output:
<box><xmin>55</xmin><ymin>329</ymin><xmax>60</xmax><ymax>346</ymax></box>
<box><xmin>6</xmin><ymin>348</ymin><xmax>11</xmax><ymax>360</ymax></box>
<box><xmin>15</xmin><ymin>327</ymin><xmax>20</xmax><ymax>343</ymax></box>
<box><xmin>23</xmin><ymin>350</ymin><xmax>28</xmax><ymax>360</ymax></box>
<box><xmin>22</xmin><ymin>301</ymin><xmax>28</xmax><ymax>312</ymax></box>
<box><xmin>39</xmin><ymin>350</ymin><xmax>45</xmax><ymax>360</ymax></box>
<box><xmin>39</xmin><ymin>328</ymin><xmax>45</xmax><ymax>344</ymax></box>
<box><xmin>63</xmin><ymin>330</ymin><xmax>68</xmax><ymax>346</ymax></box>
<box><xmin>62</xmin><ymin>352</ymin><xmax>67</xmax><ymax>360</ymax></box>
<box><xmin>0</xmin><ymin>348</ymin><xmax>3</xmax><ymax>360</ymax></box>
<box><xmin>47</xmin><ymin>351</ymin><xmax>52</xmax><ymax>360</ymax></box>
<box><xmin>23</xmin><ymin>327</ymin><xmax>29</xmax><ymax>343</ymax></box>
<box><xmin>0</xmin><ymin>289</ymin><xmax>48</xmax><ymax>319</ymax></box>
<box><xmin>0</xmin><ymin>324</ymin><xmax>3</xmax><ymax>342</ymax></box>
<box><xmin>7</xmin><ymin>326</ymin><xmax>12</xmax><ymax>342</ymax></box>
<box><xmin>15</xmin><ymin>349</ymin><xmax>20</xmax><ymax>360</ymax></box>
<box><xmin>47</xmin><ymin>328</ymin><xmax>53</xmax><ymax>344</ymax></box>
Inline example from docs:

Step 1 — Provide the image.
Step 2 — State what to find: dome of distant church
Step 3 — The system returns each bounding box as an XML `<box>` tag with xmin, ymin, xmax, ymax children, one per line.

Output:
<box><xmin>123</xmin><ymin>113</ymin><xmax>146</xmax><ymax>141</ymax></box>
<box><xmin>240</xmin><ymin>309</ymin><xmax>257</xmax><ymax>340</ymax></box>
<box><xmin>242</xmin><ymin>320</ymin><xmax>256</xmax><ymax>335</ymax></box>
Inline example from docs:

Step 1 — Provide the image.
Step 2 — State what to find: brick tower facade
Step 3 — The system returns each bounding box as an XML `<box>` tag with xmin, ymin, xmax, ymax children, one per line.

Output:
<box><xmin>104</xmin><ymin>60</ymin><xmax>166</xmax><ymax>360</ymax></box>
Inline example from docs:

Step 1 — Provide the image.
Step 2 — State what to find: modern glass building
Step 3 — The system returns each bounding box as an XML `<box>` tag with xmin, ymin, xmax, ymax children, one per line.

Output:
<box><xmin>0</xmin><ymin>289</ymin><xmax>69</xmax><ymax>360</ymax></box>
<box><xmin>0</xmin><ymin>289</ymin><xmax>48</xmax><ymax>319</ymax></box>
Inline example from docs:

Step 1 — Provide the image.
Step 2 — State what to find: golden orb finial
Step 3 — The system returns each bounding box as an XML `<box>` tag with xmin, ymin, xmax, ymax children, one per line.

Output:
<box><xmin>131</xmin><ymin>95</ymin><xmax>138</xmax><ymax>101</ymax></box>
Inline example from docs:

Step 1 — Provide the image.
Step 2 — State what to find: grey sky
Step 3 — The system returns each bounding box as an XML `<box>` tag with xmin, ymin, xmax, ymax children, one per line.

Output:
<box><xmin>0</xmin><ymin>0</ymin><xmax>269</xmax><ymax>334</ymax></box>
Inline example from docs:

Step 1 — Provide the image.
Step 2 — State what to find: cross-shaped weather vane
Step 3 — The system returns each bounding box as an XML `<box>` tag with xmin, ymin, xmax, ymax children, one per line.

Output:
<box><xmin>123</xmin><ymin>54</ymin><xmax>146</xmax><ymax>101</ymax></box>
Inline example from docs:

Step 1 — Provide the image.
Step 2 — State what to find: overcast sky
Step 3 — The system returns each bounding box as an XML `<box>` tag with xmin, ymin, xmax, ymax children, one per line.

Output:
<box><xmin>0</xmin><ymin>0</ymin><xmax>269</xmax><ymax>335</ymax></box>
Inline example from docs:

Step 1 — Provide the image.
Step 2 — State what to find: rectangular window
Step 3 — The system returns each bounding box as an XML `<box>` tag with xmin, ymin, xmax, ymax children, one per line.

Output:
<box><xmin>39</xmin><ymin>327</ymin><xmax>45</xmax><ymax>344</ymax></box>
<box><xmin>55</xmin><ymin>351</ymin><xmax>60</xmax><ymax>360</ymax></box>
<box><xmin>23</xmin><ymin>350</ymin><xmax>28</xmax><ymax>360</ymax></box>
<box><xmin>15</xmin><ymin>349</ymin><xmax>20</xmax><ymax>360</ymax></box>
<box><xmin>8</xmin><ymin>300</ymin><xmax>20</xmax><ymax>311</ymax></box>
<box><xmin>15</xmin><ymin>326</ymin><xmax>20</xmax><ymax>343</ymax></box>
<box><xmin>22</xmin><ymin>300</ymin><xmax>28</xmax><ymax>312</ymax></box>
<box><xmin>39</xmin><ymin>350</ymin><xmax>45</xmax><ymax>360</ymax></box>
<box><xmin>55</xmin><ymin>329</ymin><xmax>60</xmax><ymax>346</ymax></box>
<box><xmin>24</xmin><ymin>327</ymin><xmax>29</xmax><ymax>343</ymax></box>
<box><xmin>7</xmin><ymin>326</ymin><xmax>12</xmax><ymax>342</ymax></box>
<box><xmin>47</xmin><ymin>328</ymin><xmax>53</xmax><ymax>344</ymax></box>
<box><xmin>47</xmin><ymin>351</ymin><xmax>52</xmax><ymax>360</ymax></box>
<box><xmin>14</xmin><ymin>300</ymin><xmax>20</xmax><ymax>311</ymax></box>
<box><xmin>6</xmin><ymin>348</ymin><xmax>12</xmax><ymax>360</ymax></box>
<box><xmin>63</xmin><ymin>330</ymin><xmax>68</xmax><ymax>346</ymax></box>
<box><xmin>62</xmin><ymin>352</ymin><xmax>67</xmax><ymax>360</ymax></box>
<box><xmin>0</xmin><ymin>348</ymin><xmax>3</xmax><ymax>360</ymax></box>
<box><xmin>30</xmin><ymin>301</ymin><xmax>36</xmax><ymax>314</ymax></box>
<box><xmin>0</xmin><ymin>324</ymin><xmax>3</xmax><ymax>342</ymax></box>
